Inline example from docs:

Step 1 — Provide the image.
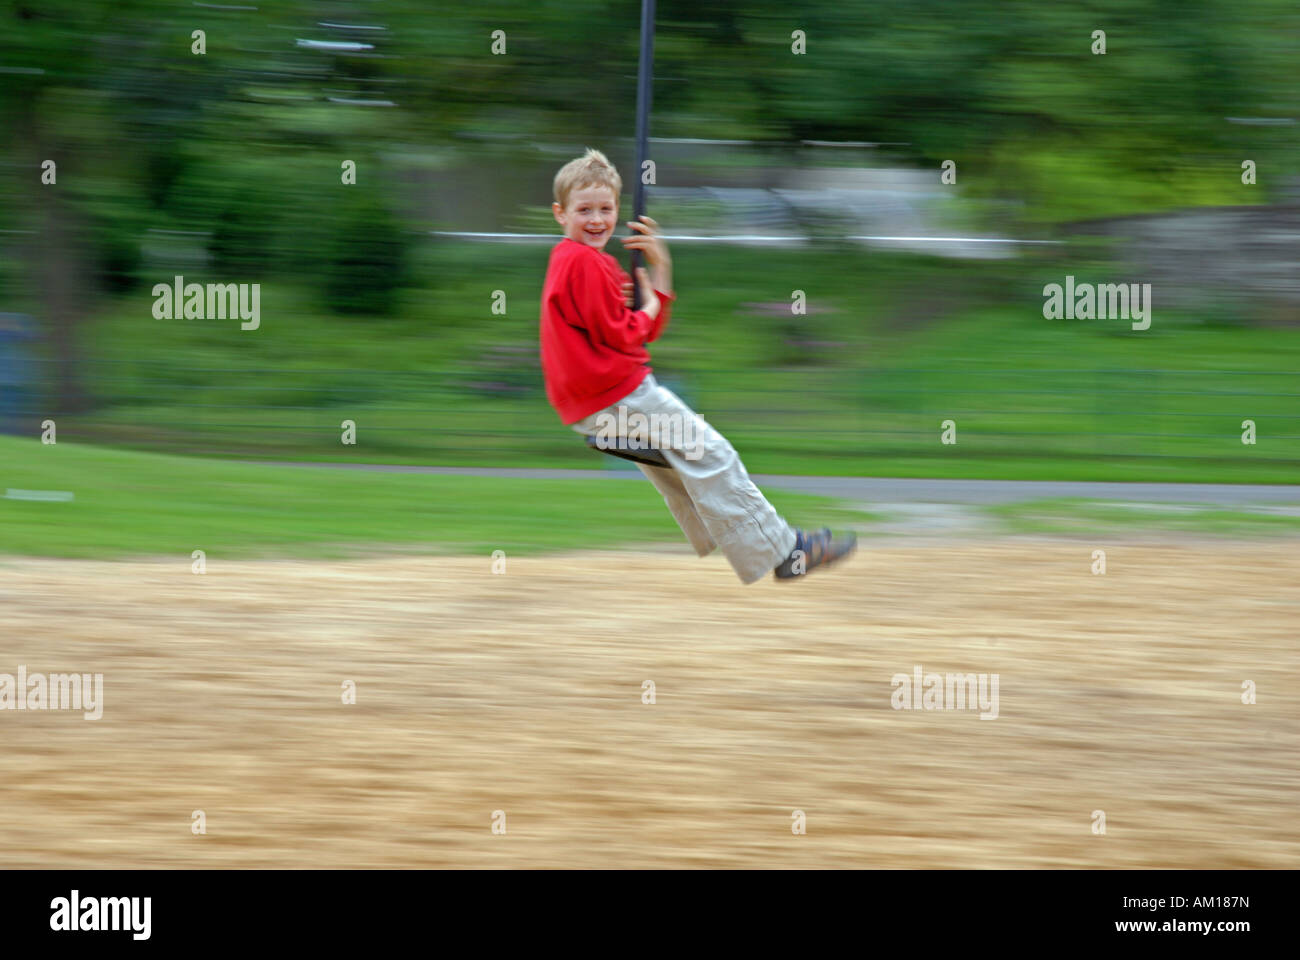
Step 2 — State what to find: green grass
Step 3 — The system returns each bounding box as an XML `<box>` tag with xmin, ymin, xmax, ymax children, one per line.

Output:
<box><xmin>24</xmin><ymin>243</ymin><xmax>1300</xmax><ymax>483</ymax></box>
<box><xmin>0</xmin><ymin>437</ymin><xmax>875</xmax><ymax>559</ymax></box>
<box><xmin>985</xmin><ymin>498</ymin><xmax>1300</xmax><ymax>537</ymax></box>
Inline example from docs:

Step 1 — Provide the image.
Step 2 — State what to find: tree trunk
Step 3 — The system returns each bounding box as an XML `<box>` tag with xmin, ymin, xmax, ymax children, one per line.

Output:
<box><xmin>17</xmin><ymin>96</ymin><xmax>95</xmax><ymax>415</ymax></box>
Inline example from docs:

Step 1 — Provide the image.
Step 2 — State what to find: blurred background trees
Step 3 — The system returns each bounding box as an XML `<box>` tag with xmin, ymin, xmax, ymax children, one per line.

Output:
<box><xmin>1</xmin><ymin>0</ymin><xmax>1297</xmax><ymax>464</ymax></box>
<box><xmin>6</xmin><ymin>0</ymin><xmax>1296</xmax><ymax>296</ymax></box>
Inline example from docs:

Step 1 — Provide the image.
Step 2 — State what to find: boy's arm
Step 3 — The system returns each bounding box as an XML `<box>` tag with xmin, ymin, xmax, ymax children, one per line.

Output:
<box><xmin>646</xmin><ymin>285</ymin><xmax>673</xmax><ymax>343</ymax></box>
<box><xmin>650</xmin><ymin>259</ymin><xmax>672</xmax><ymax>300</ymax></box>
<box><xmin>619</xmin><ymin>273</ymin><xmax>673</xmax><ymax>344</ymax></box>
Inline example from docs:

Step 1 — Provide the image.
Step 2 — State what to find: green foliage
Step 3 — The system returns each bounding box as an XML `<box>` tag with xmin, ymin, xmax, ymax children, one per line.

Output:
<box><xmin>7</xmin><ymin>0</ymin><xmax>1298</xmax><ymax>249</ymax></box>
<box><xmin>61</xmin><ymin>244</ymin><xmax>1300</xmax><ymax>484</ymax></box>
<box><xmin>322</xmin><ymin>193</ymin><xmax>410</xmax><ymax>315</ymax></box>
<box><xmin>4</xmin><ymin>0</ymin><xmax>1299</xmax><ymax>445</ymax></box>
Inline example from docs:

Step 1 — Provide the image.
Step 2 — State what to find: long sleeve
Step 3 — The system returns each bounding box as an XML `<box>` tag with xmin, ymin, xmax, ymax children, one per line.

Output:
<box><xmin>646</xmin><ymin>288</ymin><xmax>674</xmax><ymax>343</ymax></box>
<box><xmin>565</xmin><ymin>254</ymin><xmax>664</xmax><ymax>352</ymax></box>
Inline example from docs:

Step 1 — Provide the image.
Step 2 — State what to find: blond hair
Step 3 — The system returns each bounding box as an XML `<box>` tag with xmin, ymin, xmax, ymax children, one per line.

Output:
<box><xmin>553</xmin><ymin>148</ymin><xmax>622</xmax><ymax>210</ymax></box>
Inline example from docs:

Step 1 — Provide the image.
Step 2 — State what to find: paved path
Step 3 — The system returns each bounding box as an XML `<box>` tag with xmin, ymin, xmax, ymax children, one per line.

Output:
<box><xmin>246</xmin><ymin>461</ymin><xmax>1300</xmax><ymax>505</ymax></box>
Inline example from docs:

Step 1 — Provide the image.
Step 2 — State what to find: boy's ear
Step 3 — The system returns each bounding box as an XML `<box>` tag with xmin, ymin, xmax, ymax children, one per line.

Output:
<box><xmin>552</xmin><ymin>201</ymin><xmax>565</xmax><ymax>224</ymax></box>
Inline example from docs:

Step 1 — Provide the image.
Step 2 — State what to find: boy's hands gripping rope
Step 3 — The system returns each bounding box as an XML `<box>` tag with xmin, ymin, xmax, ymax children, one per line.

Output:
<box><xmin>621</xmin><ymin>267</ymin><xmax>661</xmax><ymax>319</ymax></box>
<box><xmin>621</xmin><ymin>215</ymin><xmax>673</xmax><ymax>318</ymax></box>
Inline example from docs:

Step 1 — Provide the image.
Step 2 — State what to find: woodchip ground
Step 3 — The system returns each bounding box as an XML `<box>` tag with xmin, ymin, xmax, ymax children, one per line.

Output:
<box><xmin>2</xmin><ymin>539</ymin><xmax>1296</xmax><ymax>868</ymax></box>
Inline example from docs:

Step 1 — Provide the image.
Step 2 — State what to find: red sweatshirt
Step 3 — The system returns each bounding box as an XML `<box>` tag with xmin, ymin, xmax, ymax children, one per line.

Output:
<box><xmin>539</xmin><ymin>237</ymin><xmax>675</xmax><ymax>424</ymax></box>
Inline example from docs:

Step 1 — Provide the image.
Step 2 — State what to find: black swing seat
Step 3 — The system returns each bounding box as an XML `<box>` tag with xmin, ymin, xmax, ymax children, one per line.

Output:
<box><xmin>583</xmin><ymin>434</ymin><xmax>671</xmax><ymax>468</ymax></box>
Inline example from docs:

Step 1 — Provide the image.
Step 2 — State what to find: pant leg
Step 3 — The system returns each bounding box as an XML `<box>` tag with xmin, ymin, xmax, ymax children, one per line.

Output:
<box><xmin>571</xmin><ymin>381</ymin><xmax>715</xmax><ymax>557</ymax></box>
<box><xmin>572</xmin><ymin>375</ymin><xmax>796</xmax><ymax>584</ymax></box>
<box><xmin>635</xmin><ymin>460</ymin><xmax>717</xmax><ymax>558</ymax></box>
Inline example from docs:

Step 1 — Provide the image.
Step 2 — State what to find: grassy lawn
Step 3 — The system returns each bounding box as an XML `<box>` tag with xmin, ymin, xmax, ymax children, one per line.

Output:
<box><xmin>0</xmin><ymin>437</ymin><xmax>874</xmax><ymax>560</ymax></box>
<box><xmin>985</xmin><ymin>498</ymin><xmax>1300</xmax><ymax>537</ymax></box>
<box><xmin>18</xmin><ymin>243</ymin><xmax>1300</xmax><ymax>483</ymax></box>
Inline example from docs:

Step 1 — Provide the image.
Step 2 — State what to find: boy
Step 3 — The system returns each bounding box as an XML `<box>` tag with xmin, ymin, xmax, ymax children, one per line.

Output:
<box><xmin>539</xmin><ymin>148</ymin><xmax>857</xmax><ymax>584</ymax></box>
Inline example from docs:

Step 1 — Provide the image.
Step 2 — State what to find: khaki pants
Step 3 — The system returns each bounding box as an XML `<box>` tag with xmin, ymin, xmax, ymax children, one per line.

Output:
<box><xmin>570</xmin><ymin>374</ymin><xmax>797</xmax><ymax>584</ymax></box>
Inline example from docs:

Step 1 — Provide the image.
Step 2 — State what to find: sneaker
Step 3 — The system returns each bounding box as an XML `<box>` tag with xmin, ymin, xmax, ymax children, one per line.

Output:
<box><xmin>773</xmin><ymin>527</ymin><xmax>858</xmax><ymax>579</ymax></box>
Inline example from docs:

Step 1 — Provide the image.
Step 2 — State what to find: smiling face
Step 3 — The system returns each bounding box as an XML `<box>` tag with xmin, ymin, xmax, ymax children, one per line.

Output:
<box><xmin>553</xmin><ymin>184</ymin><xmax>619</xmax><ymax>252</ymax></box>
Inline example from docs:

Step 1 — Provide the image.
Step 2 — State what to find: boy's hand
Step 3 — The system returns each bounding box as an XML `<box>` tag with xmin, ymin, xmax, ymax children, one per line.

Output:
<box><xmin>621</xmin><ymin>215</ymin><xmax>669</xmax><ymax>265</ymax></box>
<box><xmin>622</xmin><ymin>215</ymin><xmax>673</xmax><ymax>296</ymax></box>
<box><xmin>623</xmin><ymin>269</ymin><xmax>661</xmax><ymax>318</ymax></box>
